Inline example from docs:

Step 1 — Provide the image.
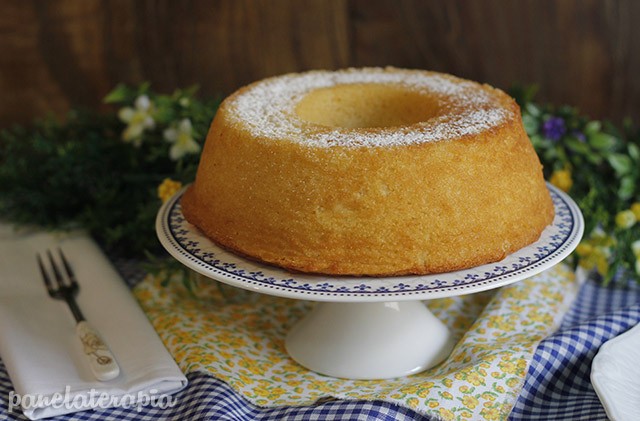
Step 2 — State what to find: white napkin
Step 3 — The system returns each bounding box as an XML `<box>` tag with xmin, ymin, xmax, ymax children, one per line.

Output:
<box><xmin>0</xmin><ymin>223</ymin><xmax>187</xmax><ymax>419</ymax></box>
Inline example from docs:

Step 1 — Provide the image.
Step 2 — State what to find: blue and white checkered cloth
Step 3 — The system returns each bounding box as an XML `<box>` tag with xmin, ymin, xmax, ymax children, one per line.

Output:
<box><xmin>510</xmin><ymin>280</ymin><xmax>640</xmax><ymax>421</ymax></box>
<box><xmin>1</xmin><ymin>270</ymin><xmax>639</xmax><ymax>420</ymax></box>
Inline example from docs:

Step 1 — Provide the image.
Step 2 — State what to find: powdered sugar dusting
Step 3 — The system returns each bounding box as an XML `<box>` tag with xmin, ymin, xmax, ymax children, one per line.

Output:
<box><xmin>228</xmin><ymin>68</ymin><xmax>511</xmax><ymax>148</ymax></box>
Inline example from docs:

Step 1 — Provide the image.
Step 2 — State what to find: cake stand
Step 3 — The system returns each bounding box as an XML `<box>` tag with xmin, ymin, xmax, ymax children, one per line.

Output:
<box><xmin>156</xmin><ymin>183</ymin><xmax>583</xmax><ymax>380</ymax></box>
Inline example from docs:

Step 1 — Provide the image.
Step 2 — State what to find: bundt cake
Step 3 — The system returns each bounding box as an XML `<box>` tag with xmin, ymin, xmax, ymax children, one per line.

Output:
<box><xmin>181</xmin><ymin>67</ymin><xmax>554</xmax><ymax>276</ymax></box>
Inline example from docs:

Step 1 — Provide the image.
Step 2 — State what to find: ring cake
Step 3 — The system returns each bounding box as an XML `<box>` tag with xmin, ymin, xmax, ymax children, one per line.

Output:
<box><xmin>181</xmin><ymin>67</ymin><xmax>554</xmax><ymax>276</ymax></box>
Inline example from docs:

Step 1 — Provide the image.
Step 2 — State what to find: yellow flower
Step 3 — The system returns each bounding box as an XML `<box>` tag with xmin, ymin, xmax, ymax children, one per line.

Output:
<box><xmin>398</xmin><ymin>384</ymin><xmax>422</xmax><ymax>395</ymax></box>
<box><xmin>480</xmin><ymin>407</ymin><xmax>502</xmax><ymax>421</ymax></box>
<box><xmin>575</xmin><ymin>242</ymin><xmax>593</xmax><ymax>257</ymax></box>
<box><xmin>466</xmin><ymin>371</ymin><xmax>486</xmax><ymax>386</ymax></box>
<box><xmin>632</xmin><ymin>240</ymin><xmax>640</xmax><ymax>257</ymax></box>
<box><xmin>462</xmin><ymin>395</ymin><xmax>479</xmax><ymax>409</ymax></box>
<box><xmin>549</xmin><ymin>169</ymin><xmax>573</xmax><ymax>192</ymax></box>
<box><xmin>615</xmin><ymin>210</ymin><xmax>637</xmax><ymax>229</ymax></box>
<box><xmin>517</xmin><ymin>359</ymin><xmax>528</xmax><ymax>370</ymax></box>
<box><xmin>590</xmin><ymin>227</ymin><xmax>616</xmax><ymax>248</ymax></box>
<box><xmin>506</xmin><ymin>377</ymin><xmax>520</xmax><ymax>388</ymax></box>
<box><xmin>498</xmin><ymin>360</ymin><xmax>517</xmax><ymax>374</ymax></box>
<box><xmin>134</xmin><ymin>288</ymin><xmax>153</xmax><ymax>303</ymax></box>
<box><xmin>439</xmin><ymin>407</ymin><xmax>456</xmax><ymax>421</ymax></box>
<box><xmin>158</xmin><ymin>178</ymin><xmax>183</xmax><ymax>203</ymax></box>
<box><xmin>416</xmin><ymin>382</ymin><xmax>435</xmax><ymax>398</ymax></box>
<box><xmin>576</xmin><ymin>228</ymin><xmax>616</xmax><ymax>277</ymax></box>
<box><xmin>631</xmin><ymin>202</ymin><xmax>640</xmax><ymax>220</ymax></box>
<box><xmin>481</xmin><ymin>392</ymin><xmax>497</xmax><ymax>402</ymax></box>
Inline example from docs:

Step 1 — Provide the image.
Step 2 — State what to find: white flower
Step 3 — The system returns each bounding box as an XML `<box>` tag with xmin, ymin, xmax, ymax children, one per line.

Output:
<box><xmin>632</xmin><ymin>240</ymin><xmax>640</xmax><ymax>258</ymax></box>
<box><xmin>163</xmin><ymin>118</ymin><xmax>200</xmax><ymax>160</ymax></box>
<box><xmin>118</xmin><ymin>95</ymin><xmax>156</xmax><ymax>146</ymax></box>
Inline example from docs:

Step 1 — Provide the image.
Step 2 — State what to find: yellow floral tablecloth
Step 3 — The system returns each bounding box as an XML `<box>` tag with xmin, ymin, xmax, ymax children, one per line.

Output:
<box><xmin>134</xmin><ymin>264</ymin><xmax>578</xmax><ymax>421</ymax></box>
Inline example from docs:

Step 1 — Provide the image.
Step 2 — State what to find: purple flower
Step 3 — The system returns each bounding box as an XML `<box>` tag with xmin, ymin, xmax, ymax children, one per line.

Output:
<box><xmin>541</xmin><ymin>117</ymin><xmax>566</xmax><ymax>142</ymax></box>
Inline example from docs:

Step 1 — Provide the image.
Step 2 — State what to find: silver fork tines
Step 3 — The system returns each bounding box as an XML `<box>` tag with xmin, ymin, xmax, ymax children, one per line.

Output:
<box><xmin>37</xmin><ymin>249</ymin><xmax>84</xmax><ymax>321</ymax></box>
<box><xmin>36</xmin><ymin>248</ymin><xmax>120</xmax><ymax>381</ymax></box>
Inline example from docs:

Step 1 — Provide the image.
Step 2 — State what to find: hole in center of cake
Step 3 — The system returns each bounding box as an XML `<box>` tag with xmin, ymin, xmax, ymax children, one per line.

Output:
<box><xmin>295</xmin><ymin>83</ymin><xmax>443</xmax><ymax>129</ymax></box>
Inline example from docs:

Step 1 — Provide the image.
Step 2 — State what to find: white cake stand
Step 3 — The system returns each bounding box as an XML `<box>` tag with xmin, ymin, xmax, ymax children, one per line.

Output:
<box><xmin>156</xmin><ymin>183</ymin><xmax>583</xmax><ymax>379</ymax></box>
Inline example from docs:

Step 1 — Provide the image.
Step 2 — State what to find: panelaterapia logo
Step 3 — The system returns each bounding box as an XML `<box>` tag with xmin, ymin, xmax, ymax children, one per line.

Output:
<box><xmin>8</xmin><ymin>387</ymin><xmax>178</xmax><ymax>414</ymax></box>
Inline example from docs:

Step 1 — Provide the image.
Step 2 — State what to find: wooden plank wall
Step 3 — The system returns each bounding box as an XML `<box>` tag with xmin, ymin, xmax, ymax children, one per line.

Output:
<box><xmin>1</xmin><ymin>0</ymin><xmax>639</xmax><ymax>127</ymax></box>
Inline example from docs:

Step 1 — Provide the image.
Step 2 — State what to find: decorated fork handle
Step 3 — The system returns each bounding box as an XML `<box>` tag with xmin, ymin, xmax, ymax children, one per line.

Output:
<box><xmin>76</xmin><ymin>321</ymin><xmax>120</xmax><ymax>381</ymax></box>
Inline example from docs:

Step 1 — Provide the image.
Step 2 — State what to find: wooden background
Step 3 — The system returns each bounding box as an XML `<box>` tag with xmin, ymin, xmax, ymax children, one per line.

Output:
<box><xmin>1</xmin><ymin>0</ymin><xmax>639</xmax><ymax>127</ymax></box>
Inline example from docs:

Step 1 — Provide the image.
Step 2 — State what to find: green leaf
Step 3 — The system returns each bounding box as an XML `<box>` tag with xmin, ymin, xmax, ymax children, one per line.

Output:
<box><xmin>565</xmin><ymin>136</ymin><xmax>591</xmax><ymax>155</ymax></box>
<box><xmin>608</xmin><ymin>153</ymin><xmax>633</xmax><ymax>176</ymax></box>
<box><xmin>153</xmin><ymin>107</ymin><xmax>175</xmax><ymax>125</ymax></box>
<box><xmin>588</xmin><ymin>132</ymin><xmax>617</xmax><ymax>150</ymax></box>
<box><xmin>543</xmin><ymin>147</ymin><xmax>558</xmax><ymax>162</ymax></box>
<box><xmin>529</xmin><ymin>134</ymin><xmax>545</xmax><ymax>149</ymax></box>
<box><xmin>182</xmin><ymin>85</ymin><xmax>200</xmax><ymax>97</ymax></box>
<box><xmin>522</xmin><ymin>114</ymin><xmax>539</xmax><ymax>135</ymax></box>
<box><xmin>137</xmin><ymin>82</ymin><xmax>151</xmax><ymax>95</ymax></box>
<box><xmin>618</xmin><ymin>176</ymin><xmax>635</xmax><ymax>200</ymax></box>
<box><xmin>525</xmin><ymin>102</ymin><xmax>542</xmax><ymax>117</ymax></box>
<box><xmin>584</xmin><ymin>120</ymin><xmax>602</xmax><ymax>135</ymax></box>
<box><xmin>509</xmin><ymin>84</ymin><xmax>539</xmax><ymax>105</ymax></box>
<box><xmin>103</xmin><ymin>84</ymin><xmax>130</xmax><ymax>104</ymax></box>
<box><xmin>555</xmin><ymin>144</ymin><xmax>570</xmax><ymax>164</ymax></box>
<box><xmin>585</xmin><ymin>151</ymin><xmax>603</xmax><ymax>165</ymax></box>
<box><xmin>628</xmin><ymin>143</ymin><xmax>640</xmax><ymax>161</ymax></box>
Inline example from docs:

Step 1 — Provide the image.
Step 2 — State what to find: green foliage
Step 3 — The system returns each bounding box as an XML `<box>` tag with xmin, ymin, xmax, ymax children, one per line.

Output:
<box><xmin>513</xmin><ymin>91</ymin><xmax>640</xmax><ymax>284</ymax></box>
<box><xmin>0</xmin><ymin>85</ymin><xmax>219</xmax><ymax>257</ymax></box>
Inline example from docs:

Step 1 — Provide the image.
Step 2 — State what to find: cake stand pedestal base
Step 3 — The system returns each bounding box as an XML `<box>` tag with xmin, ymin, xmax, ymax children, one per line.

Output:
<box><xmin>285</xmin><ymin>301</ymin><xmax>455</xmax><ymax>380</ymax></box>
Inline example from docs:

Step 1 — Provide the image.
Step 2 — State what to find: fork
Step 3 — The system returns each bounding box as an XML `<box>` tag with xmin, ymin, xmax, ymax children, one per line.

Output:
<box><xmin>37</xmin><ymin>248</ymin><xmax>120</xmax><ymax>381</ymax></box>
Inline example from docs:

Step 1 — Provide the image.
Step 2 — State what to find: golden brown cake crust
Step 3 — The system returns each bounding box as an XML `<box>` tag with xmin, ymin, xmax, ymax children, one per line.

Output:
<box><xmin>181</xmin><ymin>68</ymin><xmax>554</xmax><ymax>276</ymax></box>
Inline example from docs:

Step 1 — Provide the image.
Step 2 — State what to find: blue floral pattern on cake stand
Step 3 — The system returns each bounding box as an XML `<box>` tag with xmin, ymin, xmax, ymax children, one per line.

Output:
<box><xmin>156</xmin><ymin>183</ymin><xmax>583</xmax><ymax>302</ymax></box>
